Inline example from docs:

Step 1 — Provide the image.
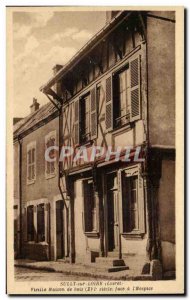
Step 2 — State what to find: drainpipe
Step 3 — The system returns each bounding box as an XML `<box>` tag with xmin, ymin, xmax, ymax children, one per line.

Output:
<box><xmin>18</xmin><ymin>137</ymin><xmax>23</xmax><ymax>257</ymax></box>
<box><xmin>57</xmin><ymin>107</ymin><xmax>70</xmax><ymax>259</ymax></box>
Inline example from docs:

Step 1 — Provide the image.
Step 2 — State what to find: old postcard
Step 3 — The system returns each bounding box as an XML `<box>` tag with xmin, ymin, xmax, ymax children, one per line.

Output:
<box><xmin>7</xmin><ymin>6</ymin><xmax>184</xmax><ymax>294</ymax></box>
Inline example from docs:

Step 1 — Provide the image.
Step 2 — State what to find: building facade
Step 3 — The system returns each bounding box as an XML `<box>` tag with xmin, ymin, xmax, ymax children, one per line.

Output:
<box><xmin>14</xmin><ymin>10</ymin><xmax>175</xmax><ymax>277</ymax></box>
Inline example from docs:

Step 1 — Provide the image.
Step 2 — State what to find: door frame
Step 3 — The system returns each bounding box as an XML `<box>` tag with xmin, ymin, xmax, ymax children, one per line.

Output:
<box><xmin>53</xmin><ymin>196</ymin><xmax>65</xmax><ymax>261</ymax></box>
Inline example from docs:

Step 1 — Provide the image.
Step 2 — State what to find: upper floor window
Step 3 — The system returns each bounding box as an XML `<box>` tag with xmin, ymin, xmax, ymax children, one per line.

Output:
<box><xmin>27</xmin><ymin>141</ymin><xmax>36</xmax><ymax>184</ymax></box>
<box><xmin>105</xmin><ymin>55</ymin><xmax>141</xmax><ymax>131</ymax></box>
<box><xmin>45</xmin><ymin>131</ymin><xmax>56</xmax><ymax>179</ymax></box>
<box><xmin>74</xmin><ymin>87</ymin><xmax>97</xmax><ymax>145</ymax></box>
<box><xmin>114</xmin><ymin>65</ymin><xmax>131</xmax><ymax>127</ymax></box>
<box><xmin>80</xmin><ymin>93</ymin><xmax>91</xmax><ymax>143</ymax></box>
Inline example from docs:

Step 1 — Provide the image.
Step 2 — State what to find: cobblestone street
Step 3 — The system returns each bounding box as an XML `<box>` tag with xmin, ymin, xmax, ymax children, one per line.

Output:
<box><xmin>15</xmin><ymin>267</ymin><xmax>99</xmax><ymax>281</ymax></box>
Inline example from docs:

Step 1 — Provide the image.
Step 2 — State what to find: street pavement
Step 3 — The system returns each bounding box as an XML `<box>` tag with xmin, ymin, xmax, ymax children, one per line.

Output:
<box><xmin>15</xmin><ymin>267</ymin><xmax>100</xmax><ymax>281</ymax></box>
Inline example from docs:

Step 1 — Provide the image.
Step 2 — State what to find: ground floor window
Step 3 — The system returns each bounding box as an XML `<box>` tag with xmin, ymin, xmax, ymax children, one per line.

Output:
<box><xmin>122</xmin><ymin>175</ymin><xmax>138</xmax><ymax>232</ymax></box>
<box><xmin>26</xmin><ymin>202</ymin><xmax>48</xmax><ymax>243</ymax></box>
<box><xmin>27</xmin><ymin>205</ymin><xmax>34</xmax><ymax>241</ymax></box>
<box><xmin>121</xmin><ymin>166</ymin><xmax>145</xmax><ymax>235</ymax></box>
<box><xmin>83</xmin><ymin>179</ymin><xmax>97</xmax><ymax>232</ymax></box>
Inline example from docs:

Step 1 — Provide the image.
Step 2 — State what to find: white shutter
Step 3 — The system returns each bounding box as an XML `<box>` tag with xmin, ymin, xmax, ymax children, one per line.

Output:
<box><xmin>129</xmin><ymin>55</ymin><xmax>141</xmax><ymax>122</ymax></box>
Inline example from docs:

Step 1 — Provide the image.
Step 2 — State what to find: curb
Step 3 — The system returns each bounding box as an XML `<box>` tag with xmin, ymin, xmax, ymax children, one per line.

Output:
<box><xmin>15</xmin><ymin>263</ymin><xmax>159</xmax><ymax>281</ymax></box>
<box><xmin>15</xmin><ymin>263</ymin><xmax>130</xmax><ymax>280</ymax></box>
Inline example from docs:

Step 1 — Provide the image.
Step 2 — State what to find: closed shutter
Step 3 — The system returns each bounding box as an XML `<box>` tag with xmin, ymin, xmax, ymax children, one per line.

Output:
<box><xmin>46</xmin><ymin>203</ymin><xmax>51</xmax><ymax>244</ymax></box>
<box><xmin>74</xmin><ymin>99</ymin><xmax>80</xmax><ymax>145</ymax></box>
<box><xmin>24</xmin><ymin>207</ymin><xmax>28</xmax><ymax>242</ymax></box>
<box><xmin>129</xmin><ymin>56</ymin><xmax>141</xmax><ymax>122</ymax></box>
<box><xmin>90</xmin><ymin>87</ymin><xmax>97</xmax><ymax>139</ymax></box>
<box><xmin>105</xmin><ymin>75</ymin><xmax>113</xmax><ymax>131</ymax></box>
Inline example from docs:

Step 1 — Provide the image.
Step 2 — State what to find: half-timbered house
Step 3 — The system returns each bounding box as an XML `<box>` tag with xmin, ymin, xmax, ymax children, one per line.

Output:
<box><xmin>14</xmin><ymin>10</ymin><xmax>175</xmax><ymax>278</ymax></box>
<box><xmin>39</xmin><ymin>10</ymin><xmax>175</xmax><ymax>277</ymax></box>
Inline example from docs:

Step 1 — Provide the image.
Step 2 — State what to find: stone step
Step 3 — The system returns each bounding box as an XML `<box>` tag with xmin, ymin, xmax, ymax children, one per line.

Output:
<box><xmin>95</xmin><ymin>257</ymin><xmax>126</xmax><ymax>267</ymax></box>
<box><xmin>85</xmin><ymin>263</ymin><xmax>129</xmax><ymax>273</ymax></box>
<box><xmin>108</xmin><ymin>266</ymin><xmax>129</xmax><ymax>273</ymax></box>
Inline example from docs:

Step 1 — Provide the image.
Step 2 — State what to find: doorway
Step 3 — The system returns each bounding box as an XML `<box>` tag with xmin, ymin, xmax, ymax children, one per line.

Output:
<box><xmin>106</xmin><ymin>172</ymin><xmax>119</xmax><ymax>252</ymax></box>
<box><xmin>56</xmin><ymin>200</ymin><xmax>64</xmax><ymax>259</ymax></box>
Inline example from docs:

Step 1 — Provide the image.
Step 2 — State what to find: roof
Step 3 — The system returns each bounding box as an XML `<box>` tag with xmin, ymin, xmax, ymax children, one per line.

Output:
<box><xmin>13</xmin><ymin>102</ymin><xmax>58</xmax><ymax>139</ymax></box>
<box><xmin>40</xmin><ymin>10</ymin><xmax>131</xmax><ymax>93</ymax></box>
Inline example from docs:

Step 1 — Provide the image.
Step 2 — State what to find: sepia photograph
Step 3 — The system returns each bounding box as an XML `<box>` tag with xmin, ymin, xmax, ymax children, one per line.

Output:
<box><xmin>6</xmin><ymin>6</ymin><xmax>184</xmax><ymax>294</ymax></box>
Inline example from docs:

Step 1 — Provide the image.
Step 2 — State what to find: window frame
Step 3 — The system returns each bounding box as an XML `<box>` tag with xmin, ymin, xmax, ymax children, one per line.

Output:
<box><xmin>79</xmin><ymin>92</ymin><xmax>91</xmax><ymax>144</ymax></box>
<box><xmin>82</xmin><ymin>178</ymin><xmax>99</xmax><ymax>238</ymax></box>
<box><xmin>119</xmin><ymin>165</ymin><xmax>145</xmax><ymax>239</ymax></box>
<box><xmin>25</xmin><ymin>199</ymin><xmax>49</xmax><ymax>244</ymax></box>
<box><xmin>113</xmin><ymin>63</ymin><xmax>131</xmax><ymax>129</ymax></box>
<box><xmin>105</xmin><ymin>52</ymin><xmax>141</xmax><ymax>132</ymax></box>
<box><xmin>27</xmin><ymin>141</ymin><xmax>36</xmax><ymax>185</ymax></box>
<box><xmin>45</xmin><ymin>130</ymin><xmax>57</xmax><ymax>179</ymax></box>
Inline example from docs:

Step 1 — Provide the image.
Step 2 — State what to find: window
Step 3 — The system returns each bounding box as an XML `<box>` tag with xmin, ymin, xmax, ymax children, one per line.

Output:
<box><xmin>27</xmin><ymin>142</ymin><xmax>36</xmax><ymax>184</ymax></box>
<box><xmin>83</xmin><ymin>179</ymin><xmax>97</xmax><ymax>233</ymax></box>
<box><xmin>45</xmin><ymin>131</ymin><xmax>56</xmax><ymax>178</ymax></box>
<box><xmin>27</xmin><ymin>205</ymin><xmax>34</xmax><ymax>241</ymax></box>
<box><xmin>74</xmin><ymin>88</ymin><xmax>98</xmax><ymax>145</ymax></box>
<box><xmin>105</xmin><ymin>55</ymin><xmax>141</xmax><ymax>131</ymax></box>
<box><xmin>122</xmin><ymin>176</ymin><xmax>138</xmax><ymax>232</ymax></box>
<box><xmin>121</xmin><ymin>166</ymin><xmax>145</xmax><ymax>235</ymax></box>
<box><xmin>80</xmin><ymin>94</ymin><xmax>91</xmax><ymax>143</ymax></box>
<box><xmin>114</xmin><ymin>66</ymin><xmax>130</xmax><ymax>127</ymax></box>
<box><xmin>37</xmin><ymin>204</ymin><xmax>45</xmax><ymax>242</ymax></box>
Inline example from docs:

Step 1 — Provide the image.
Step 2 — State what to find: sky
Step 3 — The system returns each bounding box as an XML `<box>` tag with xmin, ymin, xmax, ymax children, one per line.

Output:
<box><xmin>13</xmin><ymin>9</ymin><xmax>106</xmax><ymax>117</ymax></box>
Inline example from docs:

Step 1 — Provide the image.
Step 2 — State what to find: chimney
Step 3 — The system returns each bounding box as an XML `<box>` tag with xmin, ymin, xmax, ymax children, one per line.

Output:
<box><xmin>13</xmin><ymin>117</ymin><xmax>23</xmax><ymax>125</ymax></box>
<box><xmin>52</xmin><ymin>64</ymin><xmax>63</xmax><ymax>75</ymax></box>
<box><xmin>30</xmin><ymin>98</ymin><xmax>40</xmax><ymax>113</ymax></box>
<box><xmin>106</xmin><ymin>11</ymin><xmax>120</xmax><ymax>23</ymax></box>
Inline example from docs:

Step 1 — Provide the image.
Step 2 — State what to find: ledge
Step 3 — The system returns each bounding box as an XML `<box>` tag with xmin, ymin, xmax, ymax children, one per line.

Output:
<box><xmin>122</xmin><ymin>232</ymin><xmax>145</xmax><ymax>240</ymax></box>
<box><xmin>27</xmin><ymin>179</ymin><xmax>36</xmax><ymax>186</ymax></box>
<box><xmin>85</xmin><ymin>232</ymin><xmax>100</xmax><ymax>238</ymax></box>
<box><xmin>45</xmin><ymin>173</ymin><xmax>56</xmax><ymax>180</ymax></box>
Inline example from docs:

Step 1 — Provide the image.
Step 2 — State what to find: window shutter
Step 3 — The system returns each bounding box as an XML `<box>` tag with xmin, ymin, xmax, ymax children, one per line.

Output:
<box><xmin>105</xmin><ymin>75</ymin><xmax>113</xmax><ymax>131</ymax></box>
<box><xmin>138</xmin><ymin>173</ymin><xmax>145</xmax><ymax>233</ymax></box>
<box><xmin>129</xmin><ymin>56</ymin><xmax>141</xmax><ymax>122</ymax></box>
<box><xmin>27</xmin><ymin>150</ymin><xmax>31</xmax><ymax>180</ymax></box>
<box><xmin>45</xmin><ymin>203</ymin><xmax>50</xmax><ymax>243</ymax></box>
<box><xmin>74</xmin><ymin>99</ymin><xmax>80</xmax><ymax>145</ymax></box>
<box><xmin>90</xmin><ymin>87</ymin><xmax>97</xmax><ymax>139</ymax></box>
<box><xmin>24</xmin><ymin>207</ymin><xmax>27</xmax><ymax>242</ymax></box>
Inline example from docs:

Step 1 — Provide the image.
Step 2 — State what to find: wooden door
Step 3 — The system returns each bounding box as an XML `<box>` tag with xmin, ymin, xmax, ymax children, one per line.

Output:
<box><xmin>107</xmin><ymin>173</ymin><xmax>119</xmax><ymax>252</ymax></box>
